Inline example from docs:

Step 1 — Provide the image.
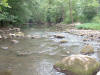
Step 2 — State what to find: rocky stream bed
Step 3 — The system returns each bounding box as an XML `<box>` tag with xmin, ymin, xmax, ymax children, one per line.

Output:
<box><xmin>0</xmin><ymin>27</ymin><xmax>100</xmax><ymax>75</ymax></box>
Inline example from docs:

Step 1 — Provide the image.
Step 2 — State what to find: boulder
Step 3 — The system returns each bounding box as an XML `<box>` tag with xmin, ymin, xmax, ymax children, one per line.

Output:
<box><xmin>60</xmin><ymin>40</ymin><xmax>68</xmax><ymax>43</ymax></box>
<box><xmin>54</xmin><ymin>34</ymin><xmax>65</xmax><ymax>38</ymax></box>
<box><xmin>54</xmin><ymin>54</ymin><xmax>100</xmax><ymax>75</ymax></box>
<box><xmin>80</xmin><ymin>45</ymin><xmax>94</xmax><ymax>54</ymax></box>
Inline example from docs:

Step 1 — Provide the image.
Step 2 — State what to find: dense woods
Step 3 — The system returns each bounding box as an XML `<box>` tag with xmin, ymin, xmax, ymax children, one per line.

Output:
<box><xmin>0</xmin><ymin>0</ymin><xmax>100</xmax><ymax>27</ymax></box>
<box><xmin>1</xmin><ymin>1</ymin><xmax>100</xmax><ymax>75</ymax></box>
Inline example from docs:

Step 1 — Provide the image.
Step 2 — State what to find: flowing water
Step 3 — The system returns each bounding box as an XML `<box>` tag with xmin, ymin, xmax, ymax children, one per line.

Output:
<box><xmin>0</xmin><ymin>26</ymin><xmax>100</xmax><ymax>75</ymax></box>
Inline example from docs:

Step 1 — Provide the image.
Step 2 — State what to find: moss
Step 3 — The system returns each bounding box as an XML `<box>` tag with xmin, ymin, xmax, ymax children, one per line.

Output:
<box><xmin>80</xmin><ymin>45</ymin><xmax>94</xmax><ymax>54</ymax></box>
<box><xmin>54</xmin><ymin>55</ymin><xmax>100</xmax><ymax>75</ymax></box>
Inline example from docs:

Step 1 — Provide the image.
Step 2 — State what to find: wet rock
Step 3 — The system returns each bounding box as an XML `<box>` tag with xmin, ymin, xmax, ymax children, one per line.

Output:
<box><xmin>14</xmin><ymin>28</ymin><xmax>20</xmax><ymax>32</ymax></box>
<box><xmin>59</xmin><ymin>40</ymin><xmax>68</xmax><ymax>43</ymax></box>
<box><xmin>66</xmin><ymin>51</ymin><xmax>70</xmax><ymax>54</ymax></box>
<box><xmin>11</xmin><ymin>40</ymin><xmax>19</xmax><ymax>44</ymax></box>
<box><xmin>26</xmin><ymin>35</ymin><xmax>32</xmax><ymax>38</ymax></box>
<box><xmin>98</xmin><ymin>36</ymin><xmax>100</xmax><ymax>39</ymax></box>
<box><xmin>79</xmin><ymin>33</ymin><xmax>84</xmax><ymax>36</ymax></box>
<box><xmin>80</xmin><ymin>45</ymin><xmax>94</xmax><ymax>54</ymax></box>
<box><xmin>8</xmin><ymin>33</ymin><xmax>16</xmax><ymax>38</ymax></box>
<box><xmin>16</xmin><ymin>52</ymin><xmax>29</xmax><ymax>56</ymax></box>
<box><xmin>89</xmin><ymin>34</ymin><xmax>94</xmax><ymax>37</ymax></box>
<box><xmin>54</xmin><ymin>54</ymin><xmax>100</xmax><ymax>75</ymax></box>
<box><xmin>9</xmin><ymin>27</ymin><xmax>20</xmax><ymax>32</ymax></box>
<box><xmin>31</xmin><ymin>35</ymin><xmax>41</xmax><ymax>39</ymax></box>
<box><xmin>83</xmin><ymin>38</ymin><xmax>89</xmax><ymax>41</ymax></box>
<box><xmin>1</xmin><ymin>47</ymin><xmax>8</xmax><ymax>50</ymax></box>
<box><xmin>15</xmin><ymin>32</ymin><xmax>24</xmax><ymax>37</ymax></box>
<box><xmin>96</xmin><ymin>71</ymin><xmax>100</xmax><ymax>75</ymax></box>
<box><xmin>0</xmin><ymin>35</ymin><xmax>2</xmax><ymax>39</ymax></box>
<box><xmin>16</xmin><ymin>51</ymin><xmax>32</xmax><ymax>56</ymax></box>
<box><xmin>3</xmin><ymin>35</ymin><xmax>8</xmax><ymax>39</ymax></box>
<box><xmin>54</xmin><ymin>34</ymin><xmax>65</xmax><ymax>38</ymax></box>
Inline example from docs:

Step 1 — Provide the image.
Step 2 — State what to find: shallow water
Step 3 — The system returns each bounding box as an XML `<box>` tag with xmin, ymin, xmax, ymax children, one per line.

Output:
<box><xmin>0</xmin><ymin>27</ymin><xmax>100</xmax><ymax>75</ymax></box>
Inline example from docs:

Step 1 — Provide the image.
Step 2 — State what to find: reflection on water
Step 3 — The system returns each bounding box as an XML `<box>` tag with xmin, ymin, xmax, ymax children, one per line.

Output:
<box><xmin>0</xmin><ymin>27</ymin><xmax>100</xmax><ymax>75</ymax></box>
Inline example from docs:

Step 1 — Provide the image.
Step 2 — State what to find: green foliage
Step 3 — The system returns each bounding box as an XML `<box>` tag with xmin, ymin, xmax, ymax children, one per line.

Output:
<box><xmin>0</xmin><ymin>0</ymin><xmax>100</xmax><ymax>27</ymax></box>
<box><xmin>92</xmin><ymin>15</ymin><xmax>100</xmax><ymax>23</ymax></box>
<box><xmin>76</xmin><ymin>23</ymin><xmax>100</xmax><ymax>30</ymax></box>
<box><xmin>83</xmin><ymin>6</ymin><xmax>97</xmax><ymax>22</ymax></box>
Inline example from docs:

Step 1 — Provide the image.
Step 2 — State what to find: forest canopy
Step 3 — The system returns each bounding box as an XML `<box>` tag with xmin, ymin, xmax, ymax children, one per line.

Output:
<box><xmin>0</xmin><ymin>0</ymin><xmax>100</xmax><ymax>27</ymax></box>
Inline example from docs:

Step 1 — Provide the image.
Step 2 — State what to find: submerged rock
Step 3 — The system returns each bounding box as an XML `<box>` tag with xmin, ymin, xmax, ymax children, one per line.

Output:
<box><xmin>80</xmin><ymin>45</ymin><xmax>94</xmax><ymax>54</ymax></box>
<box><xmin>1</xmin><ymin>47</ymin><xmax>8</xmax><ymax>50</ymax></box>
<box><xmin>11</xmin><ymin>40</ymin><xmax>19</xmax><ymax>44</ymax></box>
<box><xmin>31</xmin><ymin>35</ymin><xmax>41</xmax><ymax>39</ymax></box>
<box><xmin>16</xmin><ymin>51</ymin><xmax>32</xmax><ymax>56</ymax></box>
<box><xmin>59</xmin><ymin>40</ymin><xmax>68</xmax><ymax>43</ymax></box>
<box><xmin>54</xmin><ymin>34</ymin><xmax>65</xmax><ymax>38</ymax></box>
<box><xmin>26</xmin><ymin>35</ymin><xmax>32</xmax><ymax>38</ymax></box>
<box><xmin>83</xmin><ymin>38</ymin><xmax>89</xmax><ymax>41</ymax></box>
<box><xmin>54</xmin><ymin>54</ymin><xmax>100</xmax><ymax>75</ymax></box>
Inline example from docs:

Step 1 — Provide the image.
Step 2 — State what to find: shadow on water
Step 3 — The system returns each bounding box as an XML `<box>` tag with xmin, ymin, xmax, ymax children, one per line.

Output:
<box><xmin>0</xmin><ymin>26</ymin><xmax>100</xmax><ymax>75</ymax></box>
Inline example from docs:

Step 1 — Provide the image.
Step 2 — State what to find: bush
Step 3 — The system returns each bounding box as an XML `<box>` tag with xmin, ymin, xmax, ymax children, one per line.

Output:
<box><xmin>92</xmin><ymin>16</ymin><xmax>100</xmax><ymax>23</ymax></box>
<box><xmin>76</xmin><ymin>23</ymin><xmax>100</xmax><ymax>30</ymax></box>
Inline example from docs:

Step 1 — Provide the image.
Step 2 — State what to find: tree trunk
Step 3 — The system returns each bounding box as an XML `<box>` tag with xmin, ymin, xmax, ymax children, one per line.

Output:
<box><xmin>69</xmin><ymin>0</ymin><xmax>74</xmax><ymax>24</ymax></box>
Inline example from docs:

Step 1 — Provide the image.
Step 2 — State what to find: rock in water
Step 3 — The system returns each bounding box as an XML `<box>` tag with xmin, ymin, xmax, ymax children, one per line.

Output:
<box><xmin>15</xmin><ymin>32</ymin><xmax>24</xmax><ymax>37</ymax></box>
<box><xmin>31</xmin><ymin>35</ymin><xmax>41</xmax><ymax>39</ymax></box>
<box><xmin>54</xmin><ymin>54</ymin><xmax>100</xmax><ymax>75</ymax></box>
<box><xmin>96</xmin><ymin>71</ymin><xmax>100</xmax><ymax>75</ymax></box>
<box><xmin>26</xmin><ymin>35</ymin><xmax>32</xmax><ymax>38</ymax></box>
<box><xmin>80</xmin><ymin>45</ymin><xmax>94</xmax><ymax>54</ymax></box>
<box><xmin>54</xmin><ymin>34</ymin><xmax>65</xmax><ymax>38</ymax></box>
<box><xmin>8</xmin><ymin>33</ymin><xmax>16</xmax><ymax>38</ymax></box>
<box><xmin>0</xmin><ymin>35</ymin><xmax>2</xmax><ymax>39</ymax></box>
<box><xmin>11</xmin><ymin>40</ymin><xmax>19</xmax><ymax>44</ymax></box>
<box><xmin>60</xmin><ymin>40</ymin><xmax>68</xmax><ymax>43</ymax></box>
<box><xmin>1</xmin><ymin>47</ymin><xmax>8</xmax><ymax>50</ymax></box>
